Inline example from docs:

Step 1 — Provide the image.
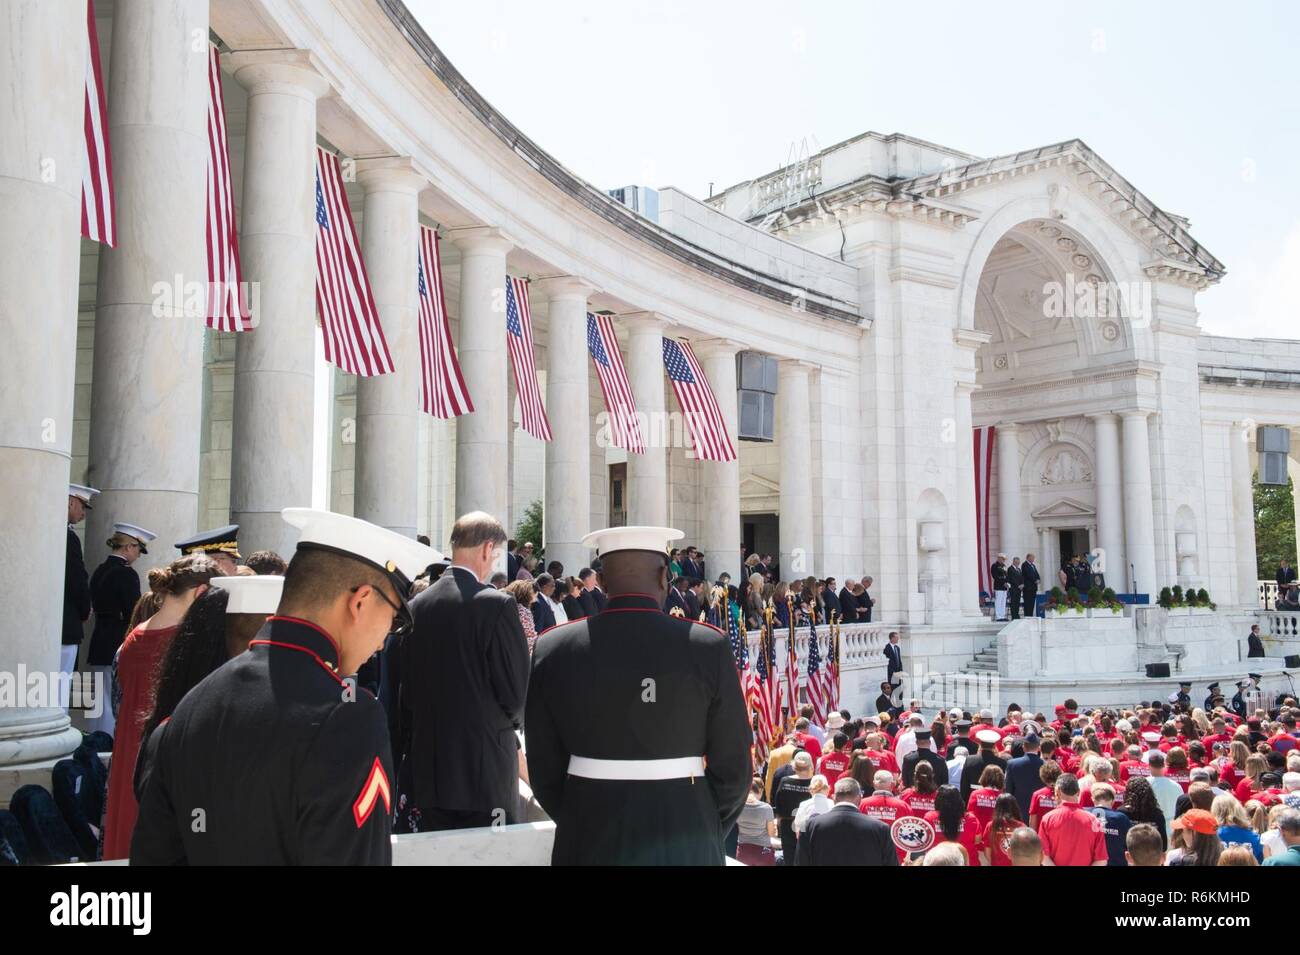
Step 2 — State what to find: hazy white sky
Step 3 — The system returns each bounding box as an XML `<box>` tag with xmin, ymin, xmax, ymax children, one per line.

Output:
<box><xmin>407</xmin><ymin>0</ymin><xmax>1299</xmax><ymax>339</ymax></box>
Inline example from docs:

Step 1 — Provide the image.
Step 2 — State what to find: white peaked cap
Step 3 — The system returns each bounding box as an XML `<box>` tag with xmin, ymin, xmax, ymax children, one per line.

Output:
<box><xmin>69</xmin><ymin>484</ymin><xmax>100</xmax><ymax>503</ymax></box>
<box><xmin>581</xmin><ymin>525</ymin><xmax>684</xmax><ymax>557</ymax></box>
<box><xmin>112</xmin><ymin>522</ymin><xmax>157</xmax><ymax>543</ymax></box>
<box><xmin>282</xmin><ymin>508</ymin><xmax>443</xmax><ymax>581</ymax></box>
<box><xmin>213</xmin><ymin>575</ymin><xmax>283</xmax><ymax>615</ymax></box>
<box><xmin>975</xmin><ymin>729</ymin><xmax>1002</xmax><ymax>745</ymax></box>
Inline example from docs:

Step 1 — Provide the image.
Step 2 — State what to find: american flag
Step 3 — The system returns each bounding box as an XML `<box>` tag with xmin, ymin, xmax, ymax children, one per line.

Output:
<box><xmin>826</xmin><ymin>624</ymin><xmax>841</xmax><ymax>713</ymax></box>
<box><xmin>754</xmin><ymin>622</ymin><xmax>781</xmax><ymax>752</ymax></box>
<box><xmin>587</xmin><ymin>313</ymin><xmax>644</xmax><ymax>454</ymax></box>
<box><xmin>661</xmin><ymin>338</ymin><xmax>736</xmax><ymax>462</ymax></box>
<box><xmin>205</xmin><ymin>46</ymin><xmax>250</xmax><ymax>332</ymax></box>
<box><xmin>315</xmin><ymin>146</ymin><xmax>394</xmax><ymax>376</ymax></box>
<box><xmin>505</xmin><ymin>277</ymin><xmax>551</xmax><ymax>441</ymax></box>
<box><xmin>806</xmin><ymin>618</ymin><xmax>827</xmax><ymax>726</ymax></box>
<box><xmin>81</xmin><ymin>0</ymin><xmax>114</xmax><ymax>246</ymax></box>
<box><xmin>785</xmin><ymin>598</ymin><xmax>800</xmax><ymax>718</ymax></box>
<box><xmin>417</xmin><ymin>226</ymin><xmax>473</xmax><ymax>417</ymax></box>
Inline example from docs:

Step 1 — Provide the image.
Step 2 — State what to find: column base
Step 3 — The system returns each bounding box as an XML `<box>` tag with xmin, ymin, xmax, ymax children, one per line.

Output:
<box><xmin>0</xmin><ymin>706</ymin><xmax>83</xmax><ymax>768</ymax></box>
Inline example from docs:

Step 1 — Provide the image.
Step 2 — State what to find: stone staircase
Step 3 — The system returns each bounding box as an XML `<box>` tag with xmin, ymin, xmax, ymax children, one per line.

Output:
<box><xmin>965</xmin><ymin>644</ymin><xmax>1000</xmax><ymax>673</ymax></box>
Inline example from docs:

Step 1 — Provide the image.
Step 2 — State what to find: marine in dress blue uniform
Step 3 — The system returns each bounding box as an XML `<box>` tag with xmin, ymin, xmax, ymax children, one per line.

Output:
<box><xmin>525</xmin><ymin>526</ymin><xmax>751</xmax><ymax>865</ymax></box>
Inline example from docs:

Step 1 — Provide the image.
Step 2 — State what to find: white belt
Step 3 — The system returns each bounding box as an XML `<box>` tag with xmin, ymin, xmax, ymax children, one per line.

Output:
<box><xmin>567</xmin><ymin>755</ymin><xmax>705</xmax><ymax>781</ymax></box>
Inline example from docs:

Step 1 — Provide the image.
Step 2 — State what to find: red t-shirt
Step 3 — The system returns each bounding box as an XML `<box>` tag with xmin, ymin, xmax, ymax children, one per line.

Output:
<box><xmin>1218</xmin><ymin>760</ymin><xmax>1242</xmax><ymax>789</ymax></box>
<box><xmin>1165</xmin><ymin>768</ymin><xmax>1192</xmax><ymax>792</ymax></box>
<box><xmin>924</xmin><ymin>810</ymin><xmax>982</xmax><ymax>865</ymax></box>
<box><xmin>1037</xmin><ymin>804</ymin><xmax>1107</xmax><ymax>866</ymax></box>
<box><xmin>899</xmin><ymin>788</ymin><xmax>937</xmax><ymax>815</ymax></box>
<box><xmin>966</xmin><ymin>786</ymin><xmax>1001</xmax><ymax>831</ymax></box>
<box><xmin>817</xmin><ymin>750</ymin><xmax>851</xmax><ymax>787</ymax></box>
<box><xmin>859</xmin><ymin>793</ymin><xmax>913</xmax><ymax>862</ymax></box>
<box><xmin>1269</xmin><ymin>733</ymin><xmax>1298</xmax><ymax>754</ymax></box>
<box><xmin>867</xmin><ymin>749</ymin><xmax>900</xmax><ymax>775</ymax></box>
<box><xmin>1201</xmin><ymin>733</ymin><xmax>1232</xmax><ymax>751</ymax></box>
<box><xmin>1080</xmin><ymin>782</ymin><xmax>1125</xmax><ymax>810</ymax></box>
<box><xmin>1118</xmin><ymin>759</ymin><xmax>1150</xmax><ymax>784</ymax></box>
<box><xmin>1234</xmin><ymin>777</ymin><xmax>1259</xmax><ymax>803</ymax></box>
<box><xmin>1029</xmin><ymin>786</ymin><xmax>1059</xmax><ymax>825</ymax></box>
<box><xmin>794</xmin><ymin>733</ymin><xmax>822</xmax><ymax>760</ymax></box>
<box><xmin>979</xmin><ymin>820</ymin><xmax>1026</xmax><ymax>866</ymax></box>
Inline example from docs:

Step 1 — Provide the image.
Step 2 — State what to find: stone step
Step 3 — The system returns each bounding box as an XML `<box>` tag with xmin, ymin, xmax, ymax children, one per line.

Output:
<box><xmin>964</xmin><ymin>661</ymin><xmax>998</xmax><ymax>672</ymax></box>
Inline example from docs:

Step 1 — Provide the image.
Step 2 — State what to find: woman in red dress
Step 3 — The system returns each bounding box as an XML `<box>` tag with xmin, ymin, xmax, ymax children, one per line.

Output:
<box><xmin>100</xmin><ymin>555</ymin><xmax>221</xmax><ymax>860</ymax></box>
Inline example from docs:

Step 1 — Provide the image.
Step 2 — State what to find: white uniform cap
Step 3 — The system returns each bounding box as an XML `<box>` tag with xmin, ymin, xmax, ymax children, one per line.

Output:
<box><xmin>69</xmin><ymin>484</ymin><xmax>100</xmax><ymax>505</ymax></box>
<box><xmin>948</xmin><ymin>707</ymin><xmax>963</xmax><ymax>719</ymax></box>
<box><xmin>213</xmin><ymin>575</ymin><xmax>284</xmax><ymax>615</ymax></box>
<box><xmin>112</xmin><ymin>522</ymin><xmax>157</xmax><ymax>543</ymax></box>
<box><xmin>1167</xmin><ymin>692</ymin><xmax>1180</xmax><ymax>704</ymax></box>
<box><xmin>580</xmin><ymin>525</ymin><xmax>684</xmax><ymax>557</ymax></box>
<box><xmin>975</xmin><ymin>729</ymin><xmax>1002</xmax><ymax>745</ymax></box>
<box><xmin>281</xmin><ymin>508</ymin><xmax>443</xmax><ymax>582</ymax></box>
<box><xmin>1142</xmin><ymin>730</ymin><xmax>1161</xmax><ymax>742</ymax></box>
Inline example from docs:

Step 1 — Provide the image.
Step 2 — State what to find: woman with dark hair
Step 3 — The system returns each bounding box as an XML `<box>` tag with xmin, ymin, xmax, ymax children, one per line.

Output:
<box><xmin>561</xmin><ymin>576</ymin><xmax>585</xmax><ymax>622</ymax></box>
<box><xmin>979</xmin><ymin>793</ymin><xmax>1027</xmax><ymax>866</ymax></box>
<box><xmin>101</xmin><ymin>554</ymin><xmax>222</xmax><ymax>860</ymax></box>
<box><xmin>924</xmin><ymin>784</ymin><xmax>980</xmax><ymax>865</ymax></box>
<box><xmin>930</xmin><ymin>719</ymin><xmax>948</xmax><ymax>758</ymax></box>
<box><xmin>1120</xmin><ymin>776</ymin><xmax>1168</xmax><ymax>850</ymax></box>
<box><xmin>899</xmin><ymin>761</ymin><xmax>939</xmax><ymax>815</ymax></box>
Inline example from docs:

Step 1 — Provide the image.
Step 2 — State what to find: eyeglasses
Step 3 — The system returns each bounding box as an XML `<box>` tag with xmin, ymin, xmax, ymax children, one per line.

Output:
<box><xmin>352</xmin><ymin>584</ymin><xmax>412</xmax><ymax>636</ymax></box>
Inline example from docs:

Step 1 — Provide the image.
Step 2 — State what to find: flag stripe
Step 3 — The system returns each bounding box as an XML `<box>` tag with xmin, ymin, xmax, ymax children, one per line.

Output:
<box><xmin>80</xmin><ymin>0</ymin><xmax>114</xmax><ymax>247</ymax></box>
<box><xmin>205</xmin><ymin>46</ymin><xmax>251</xmax><ymax>332</ymax></box>
<box><xmin>315</xmin><ymin>146</ymin><xmax>394</xmax><ymax>377</ymax></box>
<box><xmin>662</xmin><ymin>338</ymin><xmax>736</xmax><ymax>462</ymax></box>
<box><xmin>506</xmin><ymin>277</ymin><xmax>551</xmax><ymax>441</ymax></box>
<box><xmin>588</xmin><ymin>313</ymin><xmax>645</xmax><ymax>454</ymax></box>
<box><xmin>417</xmin><ymin>226</ymin><xmax>473</xmax><ymax>417</ymax></box>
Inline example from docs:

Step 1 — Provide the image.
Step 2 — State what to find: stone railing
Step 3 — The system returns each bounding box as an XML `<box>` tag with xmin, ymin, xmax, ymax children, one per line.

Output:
<box><xmin>745</xmin><ymin>622</ymin><xmax>887</xmax><ymax>671</ymax></box>
<box><xmin>1258</xmin><ymin>608</ymin><xmax>1300</xmax><ymax>639</ymax></box>
<box><xmin>1259</xmin><ymin>580</ymin><xmax>1279</xmax><ymax>609</ymax></box>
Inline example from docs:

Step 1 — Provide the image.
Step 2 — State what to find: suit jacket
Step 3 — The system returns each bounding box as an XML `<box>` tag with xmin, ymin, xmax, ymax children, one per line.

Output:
<box><xmin>1004</xmin><ymin>752</ymin><xmax>1044</xmax><ymax>821</ymax></box>
<box><xmin>857</xmin><ymin>590</ymin><xmax>874</xmax><ymax>621</ymax></box>
<box><xmin>685</xmin><ymin>590</ymin><xmax>701</xmax><ymax>621</ymax></box>
<box><xmin>1007</xmin><ymin>565</ymin><xmax>1023</xmax><ymax>588</ymax></box>
<box><xmin>401</xmin><ymin>567</ymin><xmax>530</xmax><ymax>816</ymax></box>
<box><xmin>578</xmin><ymin>588</ymin><xmax>602</xmax><ymax>618</ymax></box>
<box><xmin>664</xmin><ymin>587</ymin><xmax>690</xmax><ymax>617</ymax></box>
<box><xmin>901</xmin><ymin>747</ymin><xmax>948</xmax><ymax>789</ymax></box>
<box><xmin>63</xmin><ymin>526</ymin><xmax>91</xmax><ymax>646</ymax></box>
<box><xmin>1022</xmin><ymin>561</ymin><xmax>1042</xmax><ymax>591</ymax></box>
<box><xmin>681</xmin><ymin>558</ymin><xmax>705</xmax><ymax>581</ymax></box>
<box><xmin>797</xmin><ymin>804</ymin><xmax>899</xmax><ymax>866</ymax></box>
<box><xmin>1278</xmin><ymin>566</ymin><xmax>1298</xmax><ymax>587</ymax></box>
<box><xmin>532</xmin><ymin>596</ymin><xmax>557</xmax><ymax>634</ymax></box>
<box><xmin>507</xmin><ymin>552</ymin><xmax>521</xmax><ymax>581</ymax></box>
<box><xmin>821</xmin><ymin>587</ymin><xmax>842</xmax><ymax>620</ymax></box>
<box><xmin>838</xmin><ymin>588</ymin><xmax>858</xmax><ymax>623</ymax></box>
<box><xmin>884</xmin><ymin>641</ymin><xmax>903</xmax><ymax>677</ymax></box>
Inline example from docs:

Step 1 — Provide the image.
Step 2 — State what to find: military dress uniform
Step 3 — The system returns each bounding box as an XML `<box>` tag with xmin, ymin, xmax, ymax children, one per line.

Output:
<box><xmin>524</xmin><ymin>526</ymin><xmax>750</xmax><ymax>866</ymax></box>
<box><xmin>87</xmin><ymin>554</ymin><xmax>141</xmax><ymax>668</ymax></box>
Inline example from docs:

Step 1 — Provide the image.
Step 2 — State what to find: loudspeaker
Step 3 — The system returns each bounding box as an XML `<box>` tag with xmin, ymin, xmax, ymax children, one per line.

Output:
<box><xmin>1284</xmin><ymin>655</ymin><xmax>1300</xmax><ymax>669</ymax></box>
<box><xmin>1145</xmin><ymin>663</ymin><xmax>1171</xmax><ymax>679</ymax></box>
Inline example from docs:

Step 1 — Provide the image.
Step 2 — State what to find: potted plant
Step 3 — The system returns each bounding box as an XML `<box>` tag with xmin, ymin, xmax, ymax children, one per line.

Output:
<box><xmin>1191</xmin><ymin>587</ymin><xmax>1216</xmax><ymax>613</ymax></box>
<box><xmin>1089</xmin><ymin>584</ymin><xmax>1123</xmax><ymax>617</ymax></box>
<box><xmin>1161</xmin><ymin>585</ymin><xmax>1189</xmax><ymax>616</ymax></box>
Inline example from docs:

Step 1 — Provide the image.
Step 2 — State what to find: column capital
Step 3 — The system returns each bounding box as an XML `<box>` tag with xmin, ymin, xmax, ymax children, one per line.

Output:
<box><xmin>448</xmin><ymin>225</ymin><xmax>514</xmax><ymax>257</ymax></box>
<box><xmin>620</xmin><ymin>311</ymin><xmax>673</xmax><ymax>336</ymax></box>
<box><xmin>1085</xmin><ymin>411</ymin><xmax>1120</xmax><ymax>423</ymax></box>
<box><xmin>355</xmin><ymin>157</ymin><xmax>426</xmax><ymax>196</ymax></box>
<box><xmin>1120</xmin><ymin>408</ymin><xmax>1154</xmax><ymax>422</ymax></box>
<box><xmin>226</xmin><ymin>49</ymin><xmax>336</xmax><ymax>100</ymax></box>
<box><xmin>691</xmin><ymin>337</ymin><xmax>746</xmax><ymax>360</ymax></box>
<box><xmin>777</xmin><ymin>357</ymin><xmax>817</xmax><ymax>378</ymax></box>
<box><xmin>532</xmin><ymin>275</ymin><xmax>599</xmax><ymax>302</ymax></box>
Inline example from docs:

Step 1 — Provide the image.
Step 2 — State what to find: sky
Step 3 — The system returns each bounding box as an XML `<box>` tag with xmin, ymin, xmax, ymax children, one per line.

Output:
<box><xmin>406</xmin><ymin>0</ymin><xmax>1300</xmax><ymax>339</ymax></box>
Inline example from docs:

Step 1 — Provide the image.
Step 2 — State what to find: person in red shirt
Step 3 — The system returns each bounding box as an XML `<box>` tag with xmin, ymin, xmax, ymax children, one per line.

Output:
<box><xmin>792</xmin><ymin>718</ymin><xmax>822</xmax><ymax>761</ymax></box>
<box><xmin>966</xmin><ymin>764</ymin><xmax>1004</xmax><ymax>833</ymax></box>
<box><xmin>925</xmin><ymin>785</ymin><xmax>981</xmax><ymax>865</ymax></box>
<box><xmin>1234</xmin><ymin>754</ymin><xmax>1269</xmax><ymax>803</ymax></box>
<box><xmin>1165</xmin><ymin>748</ymin><xmax>1193</xmax><ymax>792</ymax></box>
<box><xmin>898</xmin><ymin>761</ymin><xmax>940</xmax><ymax>815</ymax></box>
<box><xmin>817</xmin><ymin>732</ymin><xmax>852</xmax><ymax>788</ymax></box>
<box><xmin>1029</xmin><ymin>760</ymin><xmax>1063</xmax><ymax>830</ymax></box>
<box><xmin>863</xmin><ymin>731</ymin><xmax>899</xmax><ymax>775</ymax></box>
<box><xmin>979</xmin><ymin>793</ymin><xmax>1029</xmax><ymax>866</ymax></box>
<box><xmin>859</xmin><ymin>769</ymin><xmax>914</xmax><ymax>862</ymax></box>
<box><xmin>1038</xmin><ymin>773</ymin><xmax>1108</xmax><ymax>866</ymax></box>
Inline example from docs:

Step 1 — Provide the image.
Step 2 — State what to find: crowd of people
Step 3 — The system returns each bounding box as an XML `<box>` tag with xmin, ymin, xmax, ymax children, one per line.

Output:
<box><xmin>744</xmin><ymin>692</ymin><xmax>1300</xmax><ymax>866</ymax></box>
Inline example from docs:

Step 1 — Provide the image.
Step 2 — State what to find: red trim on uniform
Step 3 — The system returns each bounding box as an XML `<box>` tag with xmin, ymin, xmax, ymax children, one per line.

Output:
<box><xmin>248</xmin><ymin>639</ymin><xmax>345</xmax><ymax>686</ymax></box>
<box><xmin>352</xmin><ymin>756</ymin><xmax>391</xmax><ymax>828</ymax></box>
<box><xmin>266</xmin><ymin>615</ymin><xmax>341</xmax><ymax>658</ymax></box>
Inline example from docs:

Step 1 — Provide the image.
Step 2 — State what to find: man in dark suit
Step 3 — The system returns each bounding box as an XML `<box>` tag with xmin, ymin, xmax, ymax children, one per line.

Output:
<box><xmin>839</xmin><ymin>583</ymin><xmax>858</xmax><ymax>623</ymax></box>
<box><xmin>1004</xmin><ymin>733</ymin><xmax>1044</xmax><ymax>821</ymax></box>
<box><xmin>681</xmin><ymin>547</ymin><xmax>705</xmax><ymax>581</ymax></box>
<box><xmin>1278</xmin><ymin>559</ymin><xmax>1297</xmax><ymax>604</ymax></box>
<box><xmin>664</xmin><ymin>577</ymin><xmax>691</xmax><ymax>616</ymax></box>
<box><xmin>577</xmin><ymin>567</ymin><xmax>606</xmax><ymax>616</ymax></box>
<box><xmin>857</xmin><ymin>576</ymin><xmax>875</xmax><ymax>622</ymax></box>
<box><xmin>797</xmin><ymin>778</ymin><xmax>898</xmax><ymax>866</ymax></box>
<box><xmin>402</xmin><ymin>512</ymin><xmax>530</xmax><ymax>831</ymax></box>
<box><xmin>883</xmin><ymin>631</ymin><xmax>903</xmax><ymax>684</ymax></box>
<box><xmin>822</xmin><ymin>578</ymin><xmax>842</xmax><ymax>622</ymax></box>
<box><xmin>1007</xmin><ymin>557</ymin><xmax>1024</xmax><ymax>620</ymax></box>
<box><xmin>506</xmin><ymin>539</ymin><xmax>520</xmax><ymax>580</ymax></box>
<box><xmin>901</xmin><ymin>729</ymin><xmax>949</xmax><ymax>788</ymax></box>
<box><xmin>1022</xmin><ymin>552</ymin><xmax>1042</xmax><ymax>618</ymax></box>
<box><xmin>532</xmin><ymin>573</ymin><xmax>557</xmax><ymax>633</ymax></box>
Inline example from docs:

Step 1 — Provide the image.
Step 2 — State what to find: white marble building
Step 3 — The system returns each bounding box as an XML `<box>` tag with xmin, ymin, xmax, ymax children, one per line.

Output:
<box><xmin>4</xmin><ymin>0</ymin><xmax>1300</xmax><ymax>772</ymax></box>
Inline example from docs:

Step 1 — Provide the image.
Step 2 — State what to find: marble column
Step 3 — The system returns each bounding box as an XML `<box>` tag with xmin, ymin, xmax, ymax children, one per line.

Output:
<box><xmin>996</xmin><ymin>422</ymin><xmax>1021</xmax><ymax>559</ymax></box>
<box><xmin>451</xmin><ymin>228</ymin><xmax>512</xmax><ymax>523</ymax></box>
<box><xmin>537</xmin><ymin>277</ymin><xmax>594</xmax><ymax>575</ymax></box>
<box><xmin>696</xmin><ymin>340</ymin><xmax>743</xmax><ymax>583</ymax></box>
<box><xmin>625</xmin><ymin>313</ymin><xmax>669</xmax><ymax>526</ymax></box>
<box><xmin>1121</xmin><ymin>411</ymin><xmax>1158</xmax><ymax>595</ymax></box>
<box><xmin>778</xmin><ymin>360</ymin><xmax>814</xmax><ymax>580</ymax></box>
<box><xmin>1090</xmin><ymin>412</ymin><xmax>1126</xmax><ymax>589</ymax></box>
<box><xmin>228</xmin><ymin>51</ymin><xmax>331</xmax><ymax>558</ymax></box>
<box><xmin>353</xmin><ymin>159</ymin><xmax>424</xmax><ymax>538</ymax></box>
<box><xmin>0</xmin><ymin>0</ymin><xmax>89</xmax><ymax>765</ymax></box>
<box><xmin>1230</xmin><ymin>419</ymin><xmax>1260</xmax><ymax>607</ymax></box>
<box><xmin>954</xmin><ymin>385</ymin><xmax>981</xmax><ymax>614</ymax></box>
<box><xmin>86</xmin><ymin>0</ymin><xmax>209</xmax><ymax>576</ymax></box>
